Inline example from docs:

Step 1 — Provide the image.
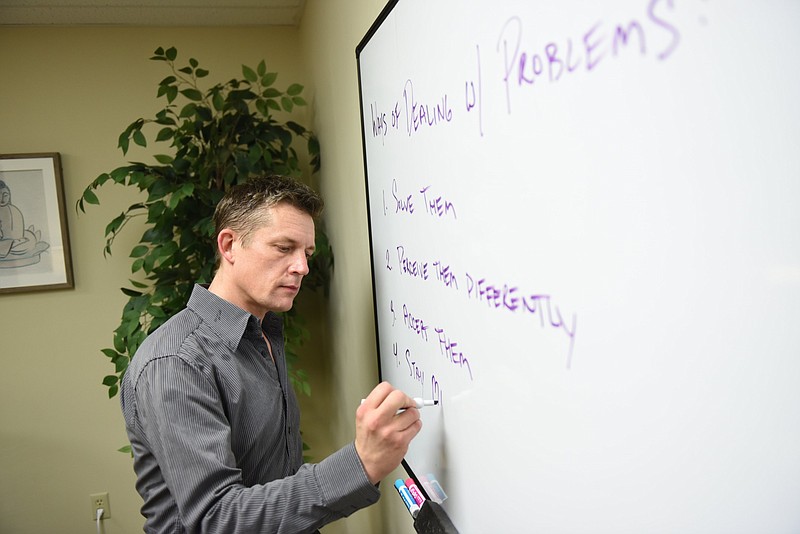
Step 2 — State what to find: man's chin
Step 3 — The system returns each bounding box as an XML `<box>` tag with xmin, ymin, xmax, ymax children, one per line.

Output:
<box><xmin>272</xmin><ymin>299</ymin><xmax>296</xmax><ymax>313</ymax></box>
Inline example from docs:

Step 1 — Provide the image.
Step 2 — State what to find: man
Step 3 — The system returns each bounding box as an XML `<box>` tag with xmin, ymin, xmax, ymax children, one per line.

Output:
<box><xmin>121</xmin><ymin>175</ymin><xmax>422</xmax><ymax>533</ymax></box>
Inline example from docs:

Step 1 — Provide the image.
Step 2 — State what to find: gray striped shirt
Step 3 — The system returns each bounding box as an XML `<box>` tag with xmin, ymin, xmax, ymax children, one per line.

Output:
<box><xmin>121</xmin><ymin>285</ymin><xmax>379</xmax><ymax>533</ymax></box>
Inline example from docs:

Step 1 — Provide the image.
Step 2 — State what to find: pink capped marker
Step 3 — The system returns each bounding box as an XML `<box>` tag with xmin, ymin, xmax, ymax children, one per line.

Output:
<box><xmin>405</xmin><ymin>477</ymin><xmax>426</xmax><ymax>506</ymax></box>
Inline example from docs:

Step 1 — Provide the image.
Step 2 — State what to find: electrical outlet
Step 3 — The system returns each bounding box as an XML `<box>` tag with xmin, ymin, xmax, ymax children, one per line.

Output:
<box><xmin>90</xmin><ymin>492</ymin><xmax>111</xmax><ymax>520</ymax></box>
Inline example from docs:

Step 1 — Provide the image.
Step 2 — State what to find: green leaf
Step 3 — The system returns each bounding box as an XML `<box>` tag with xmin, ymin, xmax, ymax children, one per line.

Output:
<box><xmin>262</xmin><ymin>72</ymin><xmax>278</xmax><ymax>86</ymax></box>
<box><xmin>101</xmin><ymin>348</ymin><xmax>120</xmax><ymax>360</ymax></box>
<box><xmin>130</xmin><ymin>245</ymin><xmax>149</xmax><ymax>258</ymax></box>
<box><xmin>178</xmin><ymin>182</ymin><xmax>195</xmax><ymax>196</ymax></box>
<box><xmin>155</xmin><ymin>127</ymin><xmax>174</xmax><ymax>142</ymax></box>
<box><xmin>143</xmin><ymin>256</ymin><xmax>157</xmax><ymax>274</ymax></box>
<box><xmin>147</xmin><ymin>305</ymin><xmax>167</xmax><ymax>318</ymax></box>
<box><xmin>287</xmin><ymin>83</ymin><xmax>304</xmax><ymax>96</ymax></box>
<box><xmin>179</xmin><ymin>103</ymin><xmax>197</xmax><ymax>118</ymax></box>
<box><xmin>102</xmin><ymin>375</ymin><xmax>119</xmax><ymax>387</ymax></box>
<box><xmin>196</xmin><ymin>106</ymin><xmax>212</xmax><ymax>122</ymax></box>
<box><xmin>147</xmin><ymin>200</ymin><xmax>166</xmax><ymax>221</ymax></box>
<box><xmin>212</xmin><ymin>91</ymin><xmax>224</xmax><ymax>111</ymax></box>
<box><xmin>112</xmin><ymin>330</ymin><xmax>126</xmax><ymax>353</ymax></box>
<box><xmin>281</xmin><ymin>96</ymin><xmax>293</xmax><ymax>112</ymax></box>
<box><xmin>180</xmin><ymin>88</ymin><xmax>203</xmax><ymax>101</ymax></box>
<box><xmin>155</xmin><ymin>110</ymin><xmax>177</xmax><ymax>126</ymax></box>
<box><xmin>286</xmin><ymin>121</ymin><xmax>305</xmax><ymax>135</ymax></box>
<box><xmin>118</xmin><ymin>131</ymin><xmax>130</xmax><ymax>154</ymax></box>
<box><xmin>308</xmin><ymin>136</ymin><xmax>320</xmax><ymax>155</ymax></box>
<box><xmin>242</xmin><ymin>64</ymin><xmax>258</xmax><ymax>82</ymax></box>
<box><xmin>165</xmin><ymin>46</ymin><xmax>178</xmax><ymax>61</ymax></box>
<box><xmin>110</xmin><ymin>167</ymin><xmax>131</xmax><ymax>183</ymax></box>
<box><xmin>104</xmin><ymin>212</ymin><xmax>126</xmax><ymax>237</ymax></box>
<box><xmin>82</xmin><ymin>189</ymin><xmax>99</xmax><ymax>206</ymax></box>
<box><xmin>154</xmin><ymin>154</ymin><xmax>174</xmax><ymax>164</ymax></box>
<box><xmin>114</xmin><ymin>357</ymin><xmax>129</xmax><ymax>373</ymax></box>
<box><xmin>292</xmin><ymin>96</ymin><xmax>307</xmax><ymax>106</ymax></box>
<box><xmin>120</xmin><ymin>287</ymin><xmax>143</xmax><ymax>298</ymax></box>
<box><xmin>195</xmin><ymin>68</ymin><xmax>209</xmax><ymax>78</ymax></box>
<box><xmin>133</xmin><ymin>129</ymin><xmax>147</xmax><ymax>147</ymax></box>
<box><xmin>248</xmin><ymin>144</ymin><xmax>263</xmax><ymax>165</ymax></box>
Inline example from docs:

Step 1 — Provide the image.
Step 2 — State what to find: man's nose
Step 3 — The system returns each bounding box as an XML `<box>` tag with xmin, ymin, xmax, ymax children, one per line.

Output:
<box><xmin>291</xmin><ymin>251</ymin><xmax>309</xmax><ymax>275</ymax></box>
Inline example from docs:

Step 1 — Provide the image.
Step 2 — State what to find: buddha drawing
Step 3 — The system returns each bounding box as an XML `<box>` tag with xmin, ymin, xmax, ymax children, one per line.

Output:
<box><xmin>0</xmin><ymin>179</ymin><xmax>49</xmax><ymax>268</ymax></box>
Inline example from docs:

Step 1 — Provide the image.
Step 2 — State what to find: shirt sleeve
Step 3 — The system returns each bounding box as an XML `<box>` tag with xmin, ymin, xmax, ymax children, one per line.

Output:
<box><xmin>133</xmin><ymin>355</ymin><xmax>380</xmax><ymax>534</ymax></box>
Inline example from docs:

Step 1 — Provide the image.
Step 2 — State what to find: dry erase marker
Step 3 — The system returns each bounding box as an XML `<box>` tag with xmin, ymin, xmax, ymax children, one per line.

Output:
<box><xmin>405</xmin><ymin>477</ymin><xmax>426</xmax><ymax>506</ymax></box>
<box><xmin>410</xmin><ymin>398</ymin><xmax>438</xmax><ymax>408</ymax></box>
<box><xmin>360</xmin><ymin>397</ymin><xmax>439</xmax><ymax>409</ymax></box>
<box><xmin>394</xmin><ymin>479</ymin><xmax>421</xmax><ymax>517</ymax></box>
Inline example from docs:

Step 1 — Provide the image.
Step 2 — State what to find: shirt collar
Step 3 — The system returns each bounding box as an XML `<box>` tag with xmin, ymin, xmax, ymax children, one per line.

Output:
<box><xmin>187</xmin><ymin>284</ymin><xmax>273</xmax><ymax>351</ymax></box>
<box><xmin>186</xmin><ymin>284</ymin><xmax>283</xmax><ymax>350</ymax></box>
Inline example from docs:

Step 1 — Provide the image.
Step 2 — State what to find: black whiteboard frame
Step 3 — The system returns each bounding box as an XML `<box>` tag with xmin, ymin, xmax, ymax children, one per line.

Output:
<box><xmin>356</xmin><ymin>0</ymin><xmax>397</xmax><ymax>398</ymax></box>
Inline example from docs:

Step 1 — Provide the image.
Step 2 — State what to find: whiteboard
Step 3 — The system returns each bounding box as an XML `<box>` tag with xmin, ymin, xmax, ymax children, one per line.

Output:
<box><xmin>356</xmin><ymin>1</ymin><xmax>800</xmax><ymax>532</ymax></box>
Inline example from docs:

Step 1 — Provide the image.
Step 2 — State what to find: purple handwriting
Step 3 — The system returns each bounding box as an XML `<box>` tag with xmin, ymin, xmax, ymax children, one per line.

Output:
<box><xmin>388</xmin><ymin>248</ymin><xmax>576</xmax><ymax>366</ymax></box>
<box><xmin>403</xmin><ymin>303</ymin><xmax>430</xmax><ymax>342</ymax></box>
<box><xmin>497</xmin><ymin>0</ymin><xmax>681</xmax><ymax>113</ymax></box>
<box><xmin>420</xmin><ymin>185</ymin><xmax>458</xmax><ymax>219</ymax></box>
<box><xmin>383</xmin><ymin>181</ymin><xmax>458</xmax><ymax>221</ymax></box>
<box><xmin>392</xmin><ymin>300</ymin><xmax>476</xmax><ymax>385</ymax></box>
<box><xmin>431</xmin><ymin>374</ymin><xmax>443</xmax><ymax>406</ymax></box>
<box><xmin>465</xmin><ymin>44</ymin><xmax>484</xmax><ymax>137</ymax></box>
<box><xmin>403</xmin><ymin>79</ymin><xmax>454</xmax><ymax>136</ymax></box>
<box><xmin>396</xmin><ymin>245</ymin><xmax>429</xmax><ymax>280</ymax></box>
<box><xmin>435</xmin><ymin>326</ymin><xmax>474</xmax><ymax>381</ymax></box>
<box><xmin>466</xmin><ymin>273</ymin><xmax>577</xmax><ymax>368</ymax></box>
<box><xmin>465</xmin><ymin>275</ymin><xmax>519</xmax><ymax>312</ymax></box>
<box><xmin>406</xmin><ymin>348</ymin><xmax>426</xmax><ymax>386</ymax></box>
<box><xmin>392</xmin><ymin>342</ymin><xmax>401</xmax><ymax>368</ymax></box>
<box><xmin>393</xmin><ymin>244</ymin><xmax>460</xmax><ymax>293</ymax></box>
<box><xmin>393</xmin><ymin>179</ymin><xmax>415</xmax><ymax>214</ymax></box>
<box><xmin>433</xmin><ymin>260</ymin><xmax>459</xmax><ymax>290</ymax></box>
<box><xmin>370</xmin><ymin>102</ymin><xmax>387</xmax><ymax>142</ymax></box>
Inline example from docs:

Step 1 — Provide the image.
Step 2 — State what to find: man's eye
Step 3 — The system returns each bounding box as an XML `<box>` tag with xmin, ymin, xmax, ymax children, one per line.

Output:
<box><xmin>276</xmin><ymin>245</ymin><xmax>291</xmax><ymax>253</ymax></box>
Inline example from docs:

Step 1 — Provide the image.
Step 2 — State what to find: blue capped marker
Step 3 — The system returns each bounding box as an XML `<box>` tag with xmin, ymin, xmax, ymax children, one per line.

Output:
<box><xmin>394</xmin><ymin>479</ymin><xmax>421</xmax><ymax>518</ymax></box>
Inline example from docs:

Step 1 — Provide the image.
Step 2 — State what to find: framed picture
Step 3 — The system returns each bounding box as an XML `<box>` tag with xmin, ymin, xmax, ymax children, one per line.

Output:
<box><xmin>0</xmin><ymin>153</ymin><xmax>74</xmax><ymax>294</ymax></box>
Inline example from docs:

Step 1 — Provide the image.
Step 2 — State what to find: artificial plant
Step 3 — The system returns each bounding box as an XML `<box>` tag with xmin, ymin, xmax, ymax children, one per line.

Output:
<box><xmin>78</xmin><ymin>46</ymin><xmax>332</xmax><ymax>415</ymax></box>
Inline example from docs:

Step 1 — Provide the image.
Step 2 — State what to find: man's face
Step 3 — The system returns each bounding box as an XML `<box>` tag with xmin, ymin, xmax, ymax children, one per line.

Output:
<box><xmin>229</xmin><ymin>202</ymin><xmax>316</xmax><ymax>317</ymax></box>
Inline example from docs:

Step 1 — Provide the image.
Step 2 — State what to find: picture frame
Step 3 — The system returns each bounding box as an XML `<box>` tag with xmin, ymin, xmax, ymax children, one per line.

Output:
<box><xmin>0</xmin><ymin>153</ymin><xmax>74</xmax><ymax>294</ymax></box>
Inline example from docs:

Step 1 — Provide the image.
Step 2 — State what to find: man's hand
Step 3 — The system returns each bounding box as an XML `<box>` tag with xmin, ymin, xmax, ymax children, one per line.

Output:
<box><xmin>355</xmin><ymin>382</ymin><xmax>423</xmax><ymax>485</ymax></box>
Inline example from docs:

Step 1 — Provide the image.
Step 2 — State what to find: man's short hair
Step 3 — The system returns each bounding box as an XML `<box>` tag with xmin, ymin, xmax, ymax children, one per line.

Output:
<box><xmin>213</xmin><ymin>175</ymin><xmax>324</xmax><ymax>260</ymax></box>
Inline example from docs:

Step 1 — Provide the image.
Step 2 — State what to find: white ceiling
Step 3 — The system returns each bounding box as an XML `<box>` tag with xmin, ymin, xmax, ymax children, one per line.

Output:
<box><xmin>0</xmin><ymin>0</ymin><xmax>306</xmax><ymax>26</ymax></box>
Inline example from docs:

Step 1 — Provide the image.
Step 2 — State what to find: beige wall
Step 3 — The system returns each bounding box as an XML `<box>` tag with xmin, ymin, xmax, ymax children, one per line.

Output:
<box><xmin>0</xmin><ymin>2</ymin><xmax>419</xmax><ymax>533</ymax></box>
<box><xmin>299</xmin><ymin>2</ymin><xmax>420</xmax><ymax>533</ymax></box>
<box><xmin>299</xmin><ymin>1</ymin><xmax>419</xmax><ymax>533</ymax></box>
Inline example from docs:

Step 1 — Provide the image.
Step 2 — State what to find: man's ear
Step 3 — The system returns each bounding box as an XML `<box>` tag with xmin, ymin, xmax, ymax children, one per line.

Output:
<box><xmin>217</xmin><ymin>229</ymin><xmax>237</xmax><ymax>265</ymax></box>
